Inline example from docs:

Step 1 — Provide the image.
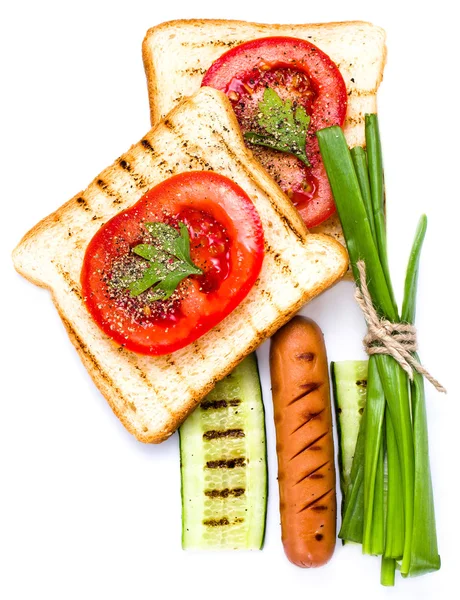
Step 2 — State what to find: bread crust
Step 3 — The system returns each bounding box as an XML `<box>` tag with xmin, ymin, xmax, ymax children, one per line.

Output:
<box><xmin>13</xmin><ymin>88</ymin><xmax>347</xmax><ymax>443</ymax></box>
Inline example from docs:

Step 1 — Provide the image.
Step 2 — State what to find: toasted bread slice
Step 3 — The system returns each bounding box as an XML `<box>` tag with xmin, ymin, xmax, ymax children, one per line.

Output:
<box><xmin>13</xmin><ymin>88</ymin><xmax>348</xmax><ymax>443</ymax></box>
<box><xmin>142</xmin><ymin>19</ymin><xmax>387</xmax><ymax>245</ymax></box>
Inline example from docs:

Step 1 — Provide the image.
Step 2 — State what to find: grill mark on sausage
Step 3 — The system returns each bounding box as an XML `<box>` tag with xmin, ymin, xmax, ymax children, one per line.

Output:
<box><xmin>204</xmin><ymin>488</ymin><xmax>245</xmax><ymax>498</ymax></box>
<box><xmin>290</xmin><ymin>408</ymin><xmax>325</xmax><ymax>436</ymax></box>
<box><xmin>297</xmin><ymin>488</ymin><xmax>334</xmax><ymax>514</ymax></box>
<box><xmin>118</xmin><ymin>158</ymin><xmax>149</xmax><ymax>190</ymax></box>
<box><xmin>206</xmin><ymin>458</ymin><xmax>246</xmax><ymax>469</ymax></box>
<box><xmin>296</xmin><ymin>352</ymin><xmax>315</xmax><ymax>361</ymax></box>
<box><xmin>287</xmin><ymin>382</ymin><xmax>322</xmax><ymax>406</ymax></box>
<box><xmin>289</xmin><ymin>431</ymin><xmax>328</xmax><ymax>461</ymax></box>
<box><xmin>294</xmin><ymin>460</ymin><xmax>330</xmax><ymax>486</ymax></box>
<box><xmin>95</xmin><ymin>178</ymin><xmax>124</xmax><ymax>205</ymax></box>
<box><xmin>203</xmin><ymin>429</ymin><xmax>245</xmax><ymax>440</ymax></box>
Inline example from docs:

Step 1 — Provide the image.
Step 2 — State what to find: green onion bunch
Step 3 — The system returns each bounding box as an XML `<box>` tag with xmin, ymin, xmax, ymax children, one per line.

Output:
<box><xmin>317</xmin><ymin>116</ymin><xmax>440</xmax><ymax>586</ymax></box>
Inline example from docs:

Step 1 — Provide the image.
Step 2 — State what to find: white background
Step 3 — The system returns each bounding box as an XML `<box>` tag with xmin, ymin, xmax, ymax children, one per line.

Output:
<box><xmin>1</xmin><ymin>1</ymin><xmax>458</xmax><ymax>599</ymax></box>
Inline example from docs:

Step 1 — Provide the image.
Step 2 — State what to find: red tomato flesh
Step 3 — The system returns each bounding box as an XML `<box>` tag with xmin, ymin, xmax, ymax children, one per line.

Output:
<box><xmin>81</xmin><ymin>172</ymin><xmax>264</xmax><ymax>356</ymax></box>
<box><xmin>202</xmin><ymin>37</ymin><xmax>347</xmax><ymax>228</ymax></box>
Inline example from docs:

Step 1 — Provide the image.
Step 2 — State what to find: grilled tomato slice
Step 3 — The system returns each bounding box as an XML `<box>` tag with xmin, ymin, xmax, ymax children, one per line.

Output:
<box><xmin>81</xmin><ymin>172</ymin><xmax>264</xmax><ymax>356</ymax></box>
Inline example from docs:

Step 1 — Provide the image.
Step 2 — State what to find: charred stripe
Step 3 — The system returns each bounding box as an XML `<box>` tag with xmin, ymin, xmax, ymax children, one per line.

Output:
<box><xmin>205</xmin><ymin>488</ymin><xmax>245</xmax><ymax>498</ymax></box>
<box><xmin>118</xmin><ymin>158</ymin><xmax>148</xmax><ymax>189</ymax></box>
<box><xmin>95</xmin><ymin>178</ymin><xmax>124</xmax><ymax>205</ymax></box>
<box><xmin>203</xmin><ymin>429</ymin><xmax>245</xmax><ymax>440</ymax></box>
<box><xmin>205</xmin><ymin>458</ymin><xmax>246</xmax><ymax>469</ymax></box>
<box><xmin>202</xmin><ymin>517</ymin><xmax>245</xmax><ymax>526</ymax></box>
<box><xmin>200</xmin><ymin>398</ymin><xmax>241</xmax><ymax>410</ymax></box>
<box><xmin>140</xmin><ymin>138</ymin><xmax>157</xmax><ymax>156</ymax></box>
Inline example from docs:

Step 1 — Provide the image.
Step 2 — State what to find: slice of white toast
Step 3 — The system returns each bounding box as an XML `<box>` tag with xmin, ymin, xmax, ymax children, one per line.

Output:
<box><xmin>142</xmin><ymin>19</ymin><xmax>387</xmax><ymax>245</ymax></box>
<box><xmin>13</xmin><ymin>88</ymin><xmax>348</xmax><ymax>443</ymax></box>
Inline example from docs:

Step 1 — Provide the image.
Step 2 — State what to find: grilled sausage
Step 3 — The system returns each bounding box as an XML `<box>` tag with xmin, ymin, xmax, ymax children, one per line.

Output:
<box><xmin>270</xmin><ymin>316</ymin><xmax>336</xmax><ymax>567</ymax></box>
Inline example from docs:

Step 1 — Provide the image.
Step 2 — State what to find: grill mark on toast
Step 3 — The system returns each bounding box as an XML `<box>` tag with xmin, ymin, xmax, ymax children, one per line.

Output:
<box><xmin>56</xmin><ymin>266</ymin><xmax>82</xmax><ymax>300</ymax></box>
<box><xmin>55</xmin><ymin>269</ymin><xmax>175</xmax><ymax>420</ymax></box>
<box><xmin>117</xmin><ymin>158</ymin><xmax>149</xmax><ymax>189</ymax></box>
<box><xmin>159</xmin><ymin>119</ymin><xmax>211</xmax><ymax>171</ymax></box>
<box><xmin>181</xmin><ymin>39</ymin><xmax>246</xmax><ymax>49</ymax></box>
<box><xmin>164</xmin><ymin>355</ymin><xmax>186</xmax><ymax>385</ymax></box>
<box><xmin>271</xmin><ymin>250</ymin><xmax>294</xmax><ymax>281</ymax></box>
<box><xmin>345</xmin><ymin>115</ymin><xmax>365</xmax><ymax>127</ymax></box>
<box><xmin>257</xmin><ymin>288</ymin><xmax>283</xmax><ymax>315</ymax></box>
<box><xmin>140</xmin><ymin>138</ymin><xmax>157</xmax><ymax>157</ymax></box>
<box><xmin>190</xmin><ymin>340</ymin><xmax>206</xmax><ymax>361</ymax></box>
<box><xmin>76</xmin><ymin>196</ymin><xmax>91</xmax><ymax>212</ymax></box>
<box><xmin>206</xmin><ymin>458</ymin><xmax>246</xmax><ymax>469</ymax></box>
<box><xmin>203</xmin><ymin>429</ymin><xmax>245</xmax><ymax>440</ymax></box>
<box><xmin>181</xmin><ymin>149</ymin><xmax>209</xmax><ymax>170</ymax></box>
<box><xmin>95</xmin><ymin>178</ymin><xmax>124</xmax><ymax>205</ymax></box>
<box><xmin>59</xmin><ymin>314</ymin><xmax>126</xmax><ymax>405</ymax></box>
<box><xmin>179</xmin><ymin>67</ymin><xmax>207</xmax><ymax>75</ymax></box>
<box><xmin>205</xmin><ymin>488</ymin><xmax>245</xmax><ymax>498</ymax></box>
<box><xmin>347</xmin><ymin>88</ymin><xmax>374</xmax><ymax>98</ymax></box>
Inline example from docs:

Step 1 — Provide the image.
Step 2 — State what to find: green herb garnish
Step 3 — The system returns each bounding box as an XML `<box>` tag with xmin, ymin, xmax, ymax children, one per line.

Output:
<box><xmin>128</xmin><ymin>222</ymin><xmax>202</xmax><ymax>301</ymax></box>
<box><xmin>244</xmin><ymin>87</ymin><xmax>311</xmax><ymax>166</ymax></box>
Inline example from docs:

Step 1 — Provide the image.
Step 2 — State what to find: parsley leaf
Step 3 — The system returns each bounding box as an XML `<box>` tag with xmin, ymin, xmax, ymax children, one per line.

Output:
<box><xmin>244</xmin><ymin>87</ymin><xmax>311</xmax><ymax>166</ymax></box>
<box><xmin>128</xmin><ymin>222</ymin><xmax>202</xmax><ymax>300</ymax></box>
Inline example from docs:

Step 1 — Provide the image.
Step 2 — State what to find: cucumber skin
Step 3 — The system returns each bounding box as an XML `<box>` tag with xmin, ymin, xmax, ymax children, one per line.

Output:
<box><xmin>249</xmin><ymin>353</ymin><xmax>268</xmax><ymax>550</ymax></box>
<box><xmin>179</xmin><ymin>353</ymin><xmax>267</xmax><ymax>550</ymax></box>
<box><xmin>331</xmin><ymin>361</ymin><xmax>368</xmax><ymax>523</ymax></box>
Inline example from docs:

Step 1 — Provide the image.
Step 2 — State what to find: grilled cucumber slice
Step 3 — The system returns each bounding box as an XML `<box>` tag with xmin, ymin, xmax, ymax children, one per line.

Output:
<box><xmin>331</xmin><ymin>360</ymin><xmax>368</xmax><ymax>505</ymax></box>
<box><xmin>179</xmin><ymin>353</ymin><xmax>267</xmax><ymax>550</ymax></box>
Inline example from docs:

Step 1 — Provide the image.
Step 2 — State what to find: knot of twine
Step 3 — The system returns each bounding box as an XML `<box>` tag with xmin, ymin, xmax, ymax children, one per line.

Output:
<box><xmin>355</xmin><ymin>260</ymin><xmax>446</xmax><ymax>393</ymax></box>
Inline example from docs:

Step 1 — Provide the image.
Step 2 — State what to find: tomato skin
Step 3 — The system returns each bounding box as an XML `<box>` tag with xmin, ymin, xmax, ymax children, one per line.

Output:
<box><xmin>202</xmin><ymin>36</ymin><xmax>347</xmax><ymax>228</ymax></box>
<box><xmin>81</xmin><ymin>172</ymin><xmax>264</xmax><ymax>356</ymax></box>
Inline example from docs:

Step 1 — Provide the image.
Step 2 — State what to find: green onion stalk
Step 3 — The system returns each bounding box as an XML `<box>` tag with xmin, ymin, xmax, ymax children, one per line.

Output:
<box><xmin>317</xmin><ymin>116</ymin><xmax>440</xmax><ymax>585</ymax></box>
